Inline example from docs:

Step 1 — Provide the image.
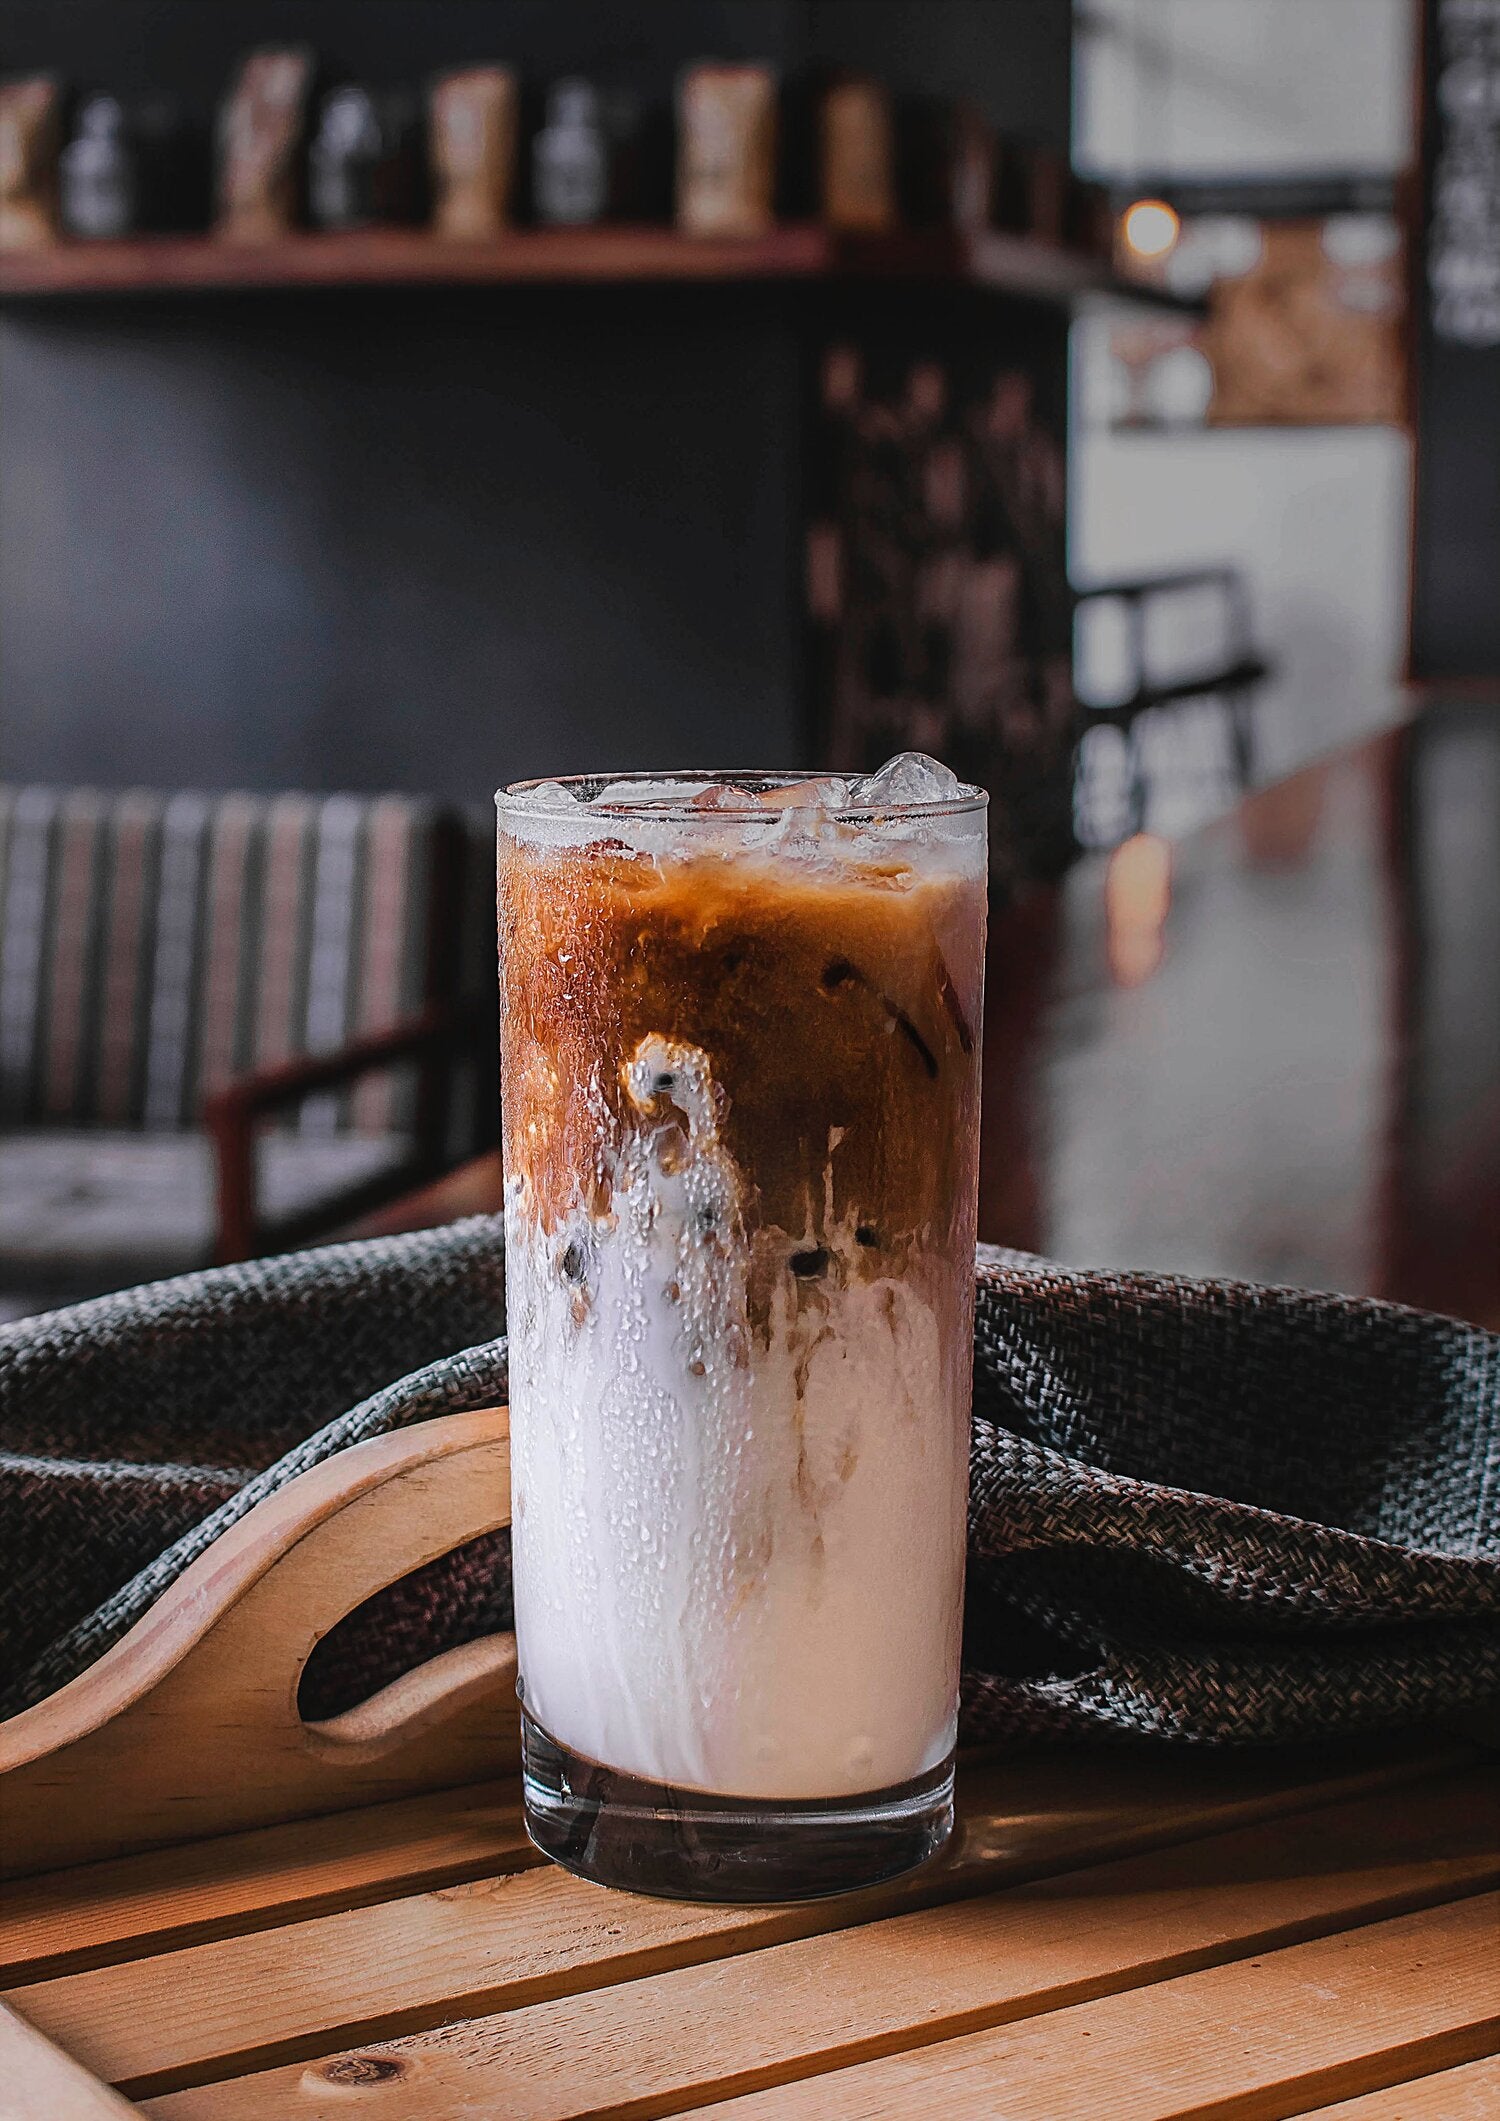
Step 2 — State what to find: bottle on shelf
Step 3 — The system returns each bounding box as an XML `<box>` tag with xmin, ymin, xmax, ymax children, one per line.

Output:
<box><xmin>532</xmin><ymin>78</ymin><xmax>641</xmax><ymax>226</ymax></box>
<box><xmin>215</xmin><ymin>45</ymin><xmax>316</xmax><ymax>243</ymax></box>
<box><xmin>59</xmin><ymin>95</ymin><xmax>136</xmax><ymax>240</ymax></box>
<box><xmin>57</xmin><ymin>94</ymin><xmax>208</xmax><ymax>240</ymax></box>
<box><xmin>0</xmin><ymin>75</ymin><xmax>62</xmax><ymax>250</ymax></box>
<box><xmin>819</xmin><ymin>76</ymin><xmax>897</xmax><ymax>234</ymax></box>
<box><xmin>676</xmin><ymin>63</ymin><xmax>778</xmax><ymax>238</ymax></box>
<box><xmin>428</xmin><ymin>66</ymin><xmax>518</xmax><ymax>240</ymax></box>
<box><xmin>308</xmin><ymin>84</ymin><xmax>423</xmax><ymax>231</ymax></box>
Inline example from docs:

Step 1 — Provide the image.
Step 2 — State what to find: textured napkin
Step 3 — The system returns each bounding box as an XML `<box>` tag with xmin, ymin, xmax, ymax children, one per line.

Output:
<box><xmin>3</xmin><ymin>1218</ymin><xmax>1497</xmax><ymax>1740</ymax></box>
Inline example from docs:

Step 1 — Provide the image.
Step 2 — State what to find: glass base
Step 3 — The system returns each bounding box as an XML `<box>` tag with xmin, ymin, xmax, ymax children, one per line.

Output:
<box><xmin>520</xmin><ymin>1708</ymin><xmax>955</xmax><ymax>1902</ymax></box>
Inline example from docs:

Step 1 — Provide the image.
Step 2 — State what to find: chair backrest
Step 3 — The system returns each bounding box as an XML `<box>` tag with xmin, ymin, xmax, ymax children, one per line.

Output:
<box><xmin>0</xmin><ymin>786</ymin><xmax>468</xmax><ymax>1132</ymax></box>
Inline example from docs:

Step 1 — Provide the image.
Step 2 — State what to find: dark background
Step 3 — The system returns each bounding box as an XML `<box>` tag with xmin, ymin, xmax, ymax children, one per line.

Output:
<box><xmin>1410</xmin><ymin>0</ymin><xmax>1500</xmax><ymax>686</ymax></box>
<box><xmin>0</xmin><ymin>0</ymin><xmax>1072</xmax><ymax>800</ymax></box>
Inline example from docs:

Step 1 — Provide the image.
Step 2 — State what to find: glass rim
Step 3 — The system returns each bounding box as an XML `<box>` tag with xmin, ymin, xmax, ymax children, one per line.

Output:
<box><xmin>496</xmin><ymin>768</ymin><xmax>988</xmax><ymax>824</ymax></box>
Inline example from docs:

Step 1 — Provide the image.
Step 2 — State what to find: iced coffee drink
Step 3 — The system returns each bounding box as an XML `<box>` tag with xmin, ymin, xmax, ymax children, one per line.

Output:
<box><xmin>497</xmin><ymin>758</ymin><xmax>986</xmax><ymax>1899</ymax></box>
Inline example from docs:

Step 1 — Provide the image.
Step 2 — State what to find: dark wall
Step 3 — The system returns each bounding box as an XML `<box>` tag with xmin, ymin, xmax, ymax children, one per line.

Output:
<box><xmin>1410</xmin><ymin>0</ymin><xmax>1500</xmax><ymax>685</ymax></box>
<box><xmin>0</xmin><ymin>1</ymin><xmax>807</xmax><ymax>112</ymax></box>
<box><xmin>1</xmin><ymin>289</ymin><xmax>805</xmax><ymax>797</ymax></box>
<box><xmin>809</xmin><ymin>0</ymin><xmax>1071</xmax><ymax>151</ymax></box>
<box><xmin>0</xmin><ymin>1</ymin><xmax>1072</xmax><ymax>799</ymax></box>
<box><xmin>0</xmin><ymin>0</ymin><xmax>1068</xmax><ymax>147</ymax></box>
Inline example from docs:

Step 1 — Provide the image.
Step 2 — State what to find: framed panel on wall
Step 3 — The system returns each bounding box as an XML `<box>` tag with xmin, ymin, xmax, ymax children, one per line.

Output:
<box><xmin>1411</xmin><ymin>0</ymin><xmax>1500</xmax><ymax>686</ymax></box>
<box><xmin>1098</xmin><ymin>177</ymin><xmax>1406</xmax><ymax>434</ymax></box>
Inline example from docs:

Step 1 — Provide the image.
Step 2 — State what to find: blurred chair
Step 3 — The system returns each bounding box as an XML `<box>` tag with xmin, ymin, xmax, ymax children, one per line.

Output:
<box><xmin>0</xmin><ymin>786</ymin><xmax>496</xmax><ymax>1309</ymax></box>
<box><xmin>1071</xmin><ymin>566</ymin><xmax>1271</xmax><ymax>843</ymax></box>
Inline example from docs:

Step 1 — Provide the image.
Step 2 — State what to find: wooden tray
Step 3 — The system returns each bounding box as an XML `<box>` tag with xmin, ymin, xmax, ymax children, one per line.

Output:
<box><xmin>3</xmin><ymin>1409</ymin><xmax>1497</xmax><ymax>2116</ymax></box>
<box><xmin>1</xmin><ymin>1408</ymin><xmax>518</xmax><ymax>1878</ymax></box>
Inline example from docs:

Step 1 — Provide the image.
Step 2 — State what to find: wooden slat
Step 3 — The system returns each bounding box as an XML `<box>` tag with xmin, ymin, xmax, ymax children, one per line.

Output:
<box><xmin>0</xmin><ymin>2000</ymin><xmax>141</xmax><ymax>2119</ymax></box>
<box><xmin>10</xmin><ymin>1738</ymin><xmax>1449</xmax><ymax>1987</ymax></box>
<box><xmin>1305</xmin><ymin>2055</ymin><xmax>1500</xmax><ymax>2116</ymax></box>
<box><xmin>0</xmin><ymin>1780</ymin><xmax>534</xmax><ymax>1986</ymax></box>
<box><xmin>8</xmin><ymin>1742</ymin><xmax>1465</xmax><ymax>2100</ymax></box>
<box><xmin>140</xmin><ymin>1769</ymin><xmax>1500</xmax><ymax>2121</ymax></box>
<box><xmin>673</xmin><ymin>1893</ymin><xmax>1500</xmax><ymax>2121</ymax></box>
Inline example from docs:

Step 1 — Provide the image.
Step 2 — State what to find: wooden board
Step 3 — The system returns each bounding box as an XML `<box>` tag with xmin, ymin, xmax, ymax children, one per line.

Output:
<box><xmin>127</xmin><ymin>1768</ymin><xmax>1500</xmax><ymax>2117</ymax></box>
<box><xmin>4</xmin><ymin>1740</ymin><xmax>1494</xmax><ymax>2121</ymax></box>
<box><xmin>677</xmin><ymin>1893</ymin><xmax>1500</xmax><ymax>2120</ymax></box>
<box><xmin>4</xmin><ymin>1574</ymin><xmax>1492</xmax><ymax>2121</ymax></box>
<box><xmin>0</xmin><ymin>1779</ymin><xmax>535</xmax><ymax>1985</ymax></box>
<box><xmin>2</xmin><ymin>1735</ymin><xmax>1448</xmax><ymax>1994</ymax></box>
<box><xmin>3</xmin><ymin>1742</ymin><xmax>1464</xmax><ymax>2085</ymax></box>
<box><xmin>1306</xmin><ymin>2055</ymin><xmax>1500</xmax><ymax>2116</ymax></box>
<box><xmin>11</xmin><ymin>1736</ymin><xmax>1448</xmax><ymax>1988</ymax></box>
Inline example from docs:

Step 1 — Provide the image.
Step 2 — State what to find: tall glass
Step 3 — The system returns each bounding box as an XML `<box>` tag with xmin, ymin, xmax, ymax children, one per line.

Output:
<box><xmin>496</xmin><ymin>765</ymin><xmax>986</xmax><ymax>1900</ymax></box>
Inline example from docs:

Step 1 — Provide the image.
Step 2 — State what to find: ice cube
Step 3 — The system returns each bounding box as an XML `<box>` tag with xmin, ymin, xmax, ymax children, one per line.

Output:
<box><xmin>689</xmin><ymin>783</ymin><xmax>757</xmax><ymax>811</ymax></box>
<box><xmin>757</xmin><ymin>776</ymin><xmax>850</xmax><ymax>811</ymax></box>
<box><xmin>522</xmin><ymin>779</ymin><xmax>586</xmax><ymax>810</ymax></box>
<box><xmin>591</xmin><ymin>777</ymin><xmax>709</xmax><ymax>809</ymax></box>
<box><xmin>850</xmin><ymin>752</ymin><xmax>964</xmax><ymax>807</ymax></box>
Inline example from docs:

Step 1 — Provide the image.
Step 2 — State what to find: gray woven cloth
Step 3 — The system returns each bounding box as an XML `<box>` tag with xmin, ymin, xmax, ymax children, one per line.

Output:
<box><xmin>2</xmin><ymin>1218</ymin><xmax>1497</xmax><ymax>1741</ymax></box>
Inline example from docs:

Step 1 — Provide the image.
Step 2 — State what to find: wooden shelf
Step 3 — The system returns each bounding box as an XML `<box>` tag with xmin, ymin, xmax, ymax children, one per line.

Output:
<box><xmin>0</xmin><ymin>223</ymin><xmax>1200</xmax><ymax>311</ymax></box>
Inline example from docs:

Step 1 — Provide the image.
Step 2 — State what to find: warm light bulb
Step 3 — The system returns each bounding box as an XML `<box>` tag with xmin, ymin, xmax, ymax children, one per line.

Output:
<box><xmin>1121</xmin><ymin>199</ymin><xmax>1181</xmax><ymax>261</ymax></box>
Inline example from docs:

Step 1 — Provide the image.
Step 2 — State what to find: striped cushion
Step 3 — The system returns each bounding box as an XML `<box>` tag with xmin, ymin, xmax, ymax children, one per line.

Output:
<box><xmin>0</xmin><ymin>1130</ymin><xmax>413</xmax><ymax>1293</ymax></box>
<box><xmin>0</xmin><ymin>787</ymin><xmax>463</xmax><ymax>1133</ymax></box>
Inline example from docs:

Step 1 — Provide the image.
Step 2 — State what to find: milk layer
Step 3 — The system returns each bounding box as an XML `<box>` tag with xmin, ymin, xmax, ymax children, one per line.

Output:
<box><xmin>505</xmin><ymin>1041</ymin><xmax>970</xmax><ymax>1801</ymax></box>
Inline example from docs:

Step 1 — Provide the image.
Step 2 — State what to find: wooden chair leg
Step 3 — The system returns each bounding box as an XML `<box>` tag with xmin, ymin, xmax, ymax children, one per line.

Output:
<box><xmin>1126</xmin><ymin>719</ymin><xmax>1150</xmax><ymax>838</ymax></box>
<box><xmin>1227</xmin><ymin>686</ymin><xmax>1256</xmax><ymax>790</ymax></box>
